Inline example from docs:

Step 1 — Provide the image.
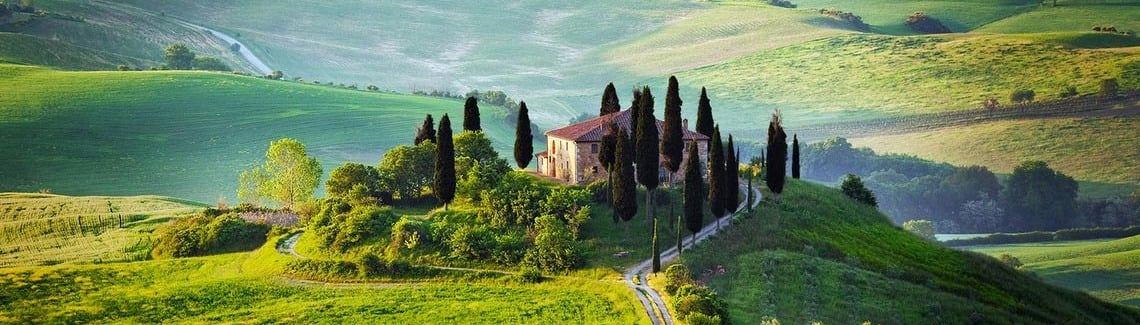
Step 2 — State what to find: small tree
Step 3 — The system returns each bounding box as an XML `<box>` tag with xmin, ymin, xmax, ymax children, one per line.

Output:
<box><xmin>463</xmin><ymin>96</ymin><xmax>481</xmax><ymax>132</ymax></box>
<box><xmin>599</xmin><ymin>121</ymin><xmax>620</xmax><ymax>222</ymax></box>
<box><xmin>683</xmin><ymin>140</ymin><xmax>704</xmax><ymax>246</ymax></box>
<box><xmin>414</xmin><ymin>114</ymin><xmax>436</xmax><ymax>145</ymax></box>
<box><xmin>903</xmin><ymin>219</ymin><xmax>936</xmax><ymax>241</ymax></box>
<box><xmin>841</xmin><ymin>174</ymin><xmax>877</xmax><ymax>207</ymax></box>
<box><xmin>238</xmin><ymin>138</ymin><xmax>322</xmax><ymax>209</ymax></box>
<box><xmin>164</xmin><ymin>44</ymin><xmax>195</xmax><ymax>70</ymax></box>
<box><xmin>192</xmin><ymin>57</ymin><xmax>230</xmax><ymax>71</ymax></box>
<box><xmin>905</xmin><ymin>12</ymin><xmax>951</xmax><ymax>34</ymax></box>
<box><xmin>792</xmin><ymin>134</ymin><xmax>801</xmax><ymax>179</ymax></box>
<box><xmin>600</xmin><ymin>82</ymin><xmax>621</xmax><ymax>116</ymax></box>
<box><xmin>377</xmin><ymin>142</ymin><xmax>436</xmax><ymax>201</ymax></box>
<box><xmin>514</xmin><ymin>101</ymin><xmax>534</xmax><ymax>169</ymax></box>
<box><xmin>434</xmin><ymin>114</ymin><xmax>457</xmax><ymax>210</ymax></box>
<box><xmin>326</xmin><ymin>162</ymin><xmax>381</xmax><ymax>199</ymax></box>
<box><xmin>707</xmin><ymin>127</ymin><xmax>725</xmax><ymax>226</ymax></box>
<box><xmin>695</xmin><ymin>87</ymin><xmax>714</xmax><ymax>138</ymax></box>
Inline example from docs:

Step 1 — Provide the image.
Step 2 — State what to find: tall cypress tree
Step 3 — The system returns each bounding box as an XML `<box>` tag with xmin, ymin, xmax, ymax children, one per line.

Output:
<box><xmin>792</xmin><ymin>134</ymin><xmax>801</xmax><ymax>179</ymax></box>
<box><xmin>707</xmin><ymin>126</ymin><xmax>725</xmax><ymax>228</ymax></box>
<box><xmin>414</xmin><ymin>114</ymin><xmax>436</xmax><ymax>145</ymax></box>
<box><xmin>434</xmin><ymin>114</ymin><xmax>457</xmax><ymax>210</ymax></box>
<box><xmin>661</xmin><ymin>76</ymin><xmax>684</xmax><ymax>178</ymax></box>
<box><xmin>599</xmin><ymin>120</ymin><xmax>619</xmax><ymax>223</ymax></box>
<box><xmin>514</xmin><ymin>101</ymin><xmax>534</xmax><ymax>169</ymax></box>
<box><xmin>635</xmin><ymin>86</ymin><xmax>659</xmax><ymax>225</ymax></box>
<box><xmin>695</xmin><ymin>87</ymin><xmax>714</xmax><ymax>138</ymax></box>
<box><xmin>725</xmin><ymin>135</ymin><xmax>740</xmax><ymax>213</ymax></box>
<box><xmin>613</xmin><ymin>127</ymin><xmax>638</xmax><ymax>238</ymax></box>
<box><xmin>629</xmin><ymin>87</ymin><xmax>642</xmax><ymax>145</ymax></box>
<box><xmin>462</xmin><ymin>96</ymin><xmax>481</xmax><ymax>132</ymax></box>
<box><xmin>683</xmin><ymin>140</ymin><xmax>704</xmax><ymax>247</ymax></box>
<box><xmin>601</xmin><ymin>82</ymin><xmax>621</xmax><ymax>116</ymax></box>
<box><xmin>766</xmin><ymin>112</ymin><xmax>788</xmax><ymax>197</ymax></box>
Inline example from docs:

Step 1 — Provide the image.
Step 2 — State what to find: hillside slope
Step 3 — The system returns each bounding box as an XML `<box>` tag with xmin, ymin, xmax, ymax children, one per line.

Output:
<box><xmin>0</xmin><ymin>64</ymin><xmax>517</xmax><ymax>203</ymax></box>
<box><xmin>680</xmin><ymin>180</ymin><xmax>1140</xmax><ymax>324</ymax></box>
<box><xmin>971</xmin><ymin>236</ymin><xmax>1140</xmax><ymax>306</ymax></box>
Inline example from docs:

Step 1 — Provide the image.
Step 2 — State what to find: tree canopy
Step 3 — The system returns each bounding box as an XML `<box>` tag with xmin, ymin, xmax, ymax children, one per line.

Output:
<box><xmin>707</xmin><ymin>127</ymin><xmax>725</xmax><ymax>218</ymax></box>
<box><xmin>598</xmin><ymin>120</ymin><xmax>619</xmax><ymax>172</ymax></box>
<box><xmin>683</xmin><ymin>140</ymin><xmax>704</xmax><ymax>244</ymax></box>
<box><xmin>238</xmin><ymin>138</ymin><xmax>322</xmax><ymax>209</ymax></box>
<box><xmin>463</xmin><ymin>96</ymin><xmax>481</xmax><ymax>132</ymax></box>
<box><xmin>695</xmin><ymin>87</ymin><xmax>714</xmax><ymax>138</ymax></box>
<box><xmin>514</xmin><ymin>101</ymin><xmax>534</xmax><ymax>169</ymax></box>
<box><xmin>661</xmin><ymin>76</ymin><xmax>684</xmax><ymax>175</ymax></box>
<box><xmin>1001</xmin><ymin>161</ymin><xmax>1078</xmax><ymax>231</ymax></box>
<box><xmin>724</xmin><ymin>135</ymin><xmax>739</xmax><ymax>212</ymax></box>
<box><xmin>635</xmin><ymin>85</ymin><xmax>659</xmax><ymax>192</ymax></box>
<box><xmin>415</xmin><ymin>114</ymin><xmax>436</xmax><ymax>145</ymax></box>
<box><xmin>434</xmin><ymin>114</ymin><xmax>457</xmax><ymax>208</ymax></box>
<box><xmin>601</xmin><ymin>82</ymin><xmax>620</xmax><ymax>116</ymax></box>
<box><xmin>378</xmin><ymin>142</ymin><xmax>436</xmax><ymax>201</ymax></box>
<box><xmin>766</xmin><ymin>111</ymin><xmax>788</xmax><ymax>195</ymax></box>
<box><xmin>613</xmin><ymin>128</ymin><xmax>638</xmax><ymax>224</ymax></box>
<box><xmin>164</xmin><ymin>44</ymin><xmax>195</xmax><ymax>70</ymax></box>
<box><xmin>326</xmin><ymin>162</ymin><xmax>381</xmax><ymax>199</ymax></box>
<box><xmin>792</xmin><ymin>134</ymin><xmax>801</xmax><ymax>179</ymax></box>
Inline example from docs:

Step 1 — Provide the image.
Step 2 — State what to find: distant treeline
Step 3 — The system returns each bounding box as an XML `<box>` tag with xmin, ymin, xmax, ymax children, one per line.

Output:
<box><xmin>943</xmin><ymin>226</ymin><xmax>1140</xmax><ymax>246</ymax></box>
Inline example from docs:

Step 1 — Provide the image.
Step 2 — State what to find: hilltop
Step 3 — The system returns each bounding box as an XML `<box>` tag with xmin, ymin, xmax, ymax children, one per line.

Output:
<box><xmin>0</xmin><ymin>64</ymin><xmax>519</xmax><ymax>202</ymax></box>
<box><xmin>679</xmin><ymin>180</ymin><xmax>1140</xmax><ymax>324</ymax></box>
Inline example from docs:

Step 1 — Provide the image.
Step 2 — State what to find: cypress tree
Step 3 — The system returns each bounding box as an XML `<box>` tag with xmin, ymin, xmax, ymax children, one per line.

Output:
<box><xmin>766</xmin><ymin>112</ymin><xmax>787</xmax><ymax>197</ymax></box>
<box><xmin>651</xmin><ymin>217</ymin><xmax>661</xmax><ymax>273</ymax></box>
<box><xmin>599</xmin><ymin>120</ymin><xmax>619</xmax><ymax>223</ymax></box>
<box><xmin>613</xmin><ymin>128</ymin><xmax>638</xmax><ymax>238</ymax></box>
<box><xmin>513</xmin><ymin>101</ymin><xmax>534</xmax><ymax>169</ymax></box>
<box><xmin>462</xmin><ymin>96</ymin><xmax>481</xmax><ymax>132</ymax></box>
<box><xmin>635</xmin><ymin>85</ymin><xmax>659</xmax><ymax>225</ymax></box>
<box><xmin>792</xmin><ymin>134</ymin><xmax>801</xmax><ymax>179</ymax></box>
<box><xmin>707</xmin><ymin>126</ymin><xmax>725</xmax><ymax>228</ymax></box>
<box><xmin>683</xmin><ymin>140</ymin><xmax>704</xmax><ymax>247</ymax></box>
<box><xmin>629</xmin><ymin>87</ymin><xmax>642</xmax><ymax>143</ymax></box>
<box><xmin>661</xmin><ymin>76</ymin><xmax>684</xmax><ymax>177</ymax></box>
<box><xmin>725</xmin><ymin>135</ymin><xmax>739</xmax><ymax>213</ymax></box>
<box><xmin>415</xmin><ymin>114</ymin><xmax>436</xmax><ymax>145</ymax></box>
<box><xmin>601</xmin><ymin>82</ymin><xmax>621</xmax><ymax>116</ymax></box>
<box><xmin>434</xmin><ymin>114</ymin><xmax>457</xmax><ymax>210</ymax></box>
<box><xmin>695</xmin><ymin>87</ymin><xmax>714</xmax><ymax>138</ymax></box>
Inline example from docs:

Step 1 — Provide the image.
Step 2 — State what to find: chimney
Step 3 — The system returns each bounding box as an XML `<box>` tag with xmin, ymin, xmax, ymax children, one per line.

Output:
<box><xmin>683</xmin><ymin>118</ymin><xmax>689</xmax><ymax>130</ymax></box>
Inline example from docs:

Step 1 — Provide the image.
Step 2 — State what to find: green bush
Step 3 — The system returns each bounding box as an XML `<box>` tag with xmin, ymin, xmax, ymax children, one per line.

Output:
<box><xmin>998</xmin><ymin>254</ymin><xmax>1023</xmax><ymax>269</ymax></box>
<box><xmin>686</xmin><ymin>312</ymin><xmax>723</xmax><ymax>325</ymax></box>
<box><xmin>522</xmin><ymin>215</ymin><xmax>580</xmax><ymax>272</ymax></box>
<box><xmin>284</xmin><ymin>258</ymin><xmax>358</xmax><ymax>280</ymax></box>
<box><xmin>152</xmin><ymin>211</ymin><xmax>270</xmax><ymax>259</ymax></box>
<box><xmin>517</xmin><ymin>266</ymin><xmax>544</xmax><ymax>283</ymax></box>
<box><xmin>447</xmin><ymin>224</ymin><xmax>495</xmax><ymax>260</ymax></box>
<box><xmin>309</xmin><ymin>199</ymin><xmax>398</xmax><ymax>253</ymax></box>
<box><xmin>665</xmin><ymin>264</ymin><xmax>693</xmax><ymax>295</ymax></box>
<box><xmin>841</xmin><ymin>174</ymin><xmax>877</xmax><ymax>207</ymax></box>
<box><xmin>943</xmin><ymin>231</ymin><xmax>1055</xmax><ymax>246</ymax></box>
<box><xmin>390</xmin><ymin>217</ymin><xmax>431</xmax><ymax>251</ymax></box>
<box><xmin>357</xmin><ymin>252</ymin><xmax>384</xmax><ymax>277</ymax></box>
<box><xmin>902</xmin><ymin>219</ymin><xmax>936</xmax><ymax>241</ymax></box>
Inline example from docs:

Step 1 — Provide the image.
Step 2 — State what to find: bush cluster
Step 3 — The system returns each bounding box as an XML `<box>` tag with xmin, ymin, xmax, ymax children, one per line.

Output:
<box><xmin>1010</xmin><ymin>89</ymin><xmax>1036</xmax><ymax>103</ymax></box>
<box><xmin>665</xmin><ymin>264</ymin><xmax>730</xmax><ymax>324</ymax></box>
<box><xmin>905</xmin><ymin>12</ymin><xmax>951</xmax><ymax>34</ymax></box>
<box><xmin>767</xmin><ymin>0</ymin><xmax>796</xmax><ymax>8</ymax></box>
<box><xmin>944</xmin><ymin>226</ymin><xmax>1140</xmax><ymax>246</ymax></box>
<box><xmin>820</xmin><ymin>8</ymin><xmax>869</xmax><ymax>31</ymax></box>
<box><xmin>308</xmin><ymin>199</ymin><xmax>398</xmax><ymax>253</ymax></box>
<box><xmin>151</xmin><ymin>210</ymin><xmax>270</xmax><ymax>259</ymax></box>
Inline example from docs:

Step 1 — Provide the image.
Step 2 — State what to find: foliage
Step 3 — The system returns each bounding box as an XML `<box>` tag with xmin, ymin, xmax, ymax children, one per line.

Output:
<box><xmin>447</xmin><ymin>224</ymin><xmax>495</xmax><ymax>260</ymax></box>
<box><xmin>434</xmin><ymin>114</ymin><xmax>457</xmax><ymax>208</ymax></box>
<box><xmin>1009</xmin><ymin>88</ymin><xmax>1036</xmax><ymax>103</ymax></box>
<box><xmin>1001</xmin><ymin>161</ymin><xmax>1078</xmax><ymax>231</ymax></box>
<box><xmin>152</xmin><ymin>211</ymin><xmax>270</xmax><ymax>259</ymax></box>
<box><xmin>479</xmin><ymin>172</ymin><xmax>548</xmax><ymax>229</ymax></box>
<box><xmin>523</xmin><ymin>215</ymin><xmax>580</xmax><ymax>272</ymax></box>
<box><xmin>457</xmin><ymin>156</ymin><xmax>511</xmax><ymax>202</ymax></box>
<box><xmin>463</xmin><ymin>96</ymin><xmax>481</xmax><ymax>132</ymax></box>
<box><xmin>192</xmin><ymin>56</ymin><xmax>230</xmax><ymax>71</ymax></box>
<box><xmin>791</xmin><ymin>134</ymin><xmax>800</xmax><ymax>179</ymax></box>
<box><xmin>724</xmin><ymin>135</ymin><xmax>740</xmax><ymax>212</ymax></box>
<box><xmin>695</xmin><ymin>87</ymin><xmax>714</xmax><ymax>138</ymax></box>
<box><xmin>600</xmin><ymin>82</ymin><xmax>620</xmax><ymax>116</ymax></box>
<box><xmin>308</xmin><ymin>199</ymin><xmax>397</xmax><ymax>253</ymax></box>
<box><xmin>541</xmin><ymin>187</ymin><xmax>591</xmax><ymax>235</ymax></box>
<box><xmin>902</xmin><ymin>219</ymin><xmax>936</xmax><ymax>241</ymax></box>
<box><xmin>687</xmin><ymin>312</ymin><xmax>723</xmax><ymax>325</ymax></box>
<box><xmin>765</xmin><ymin>111</ymin><xmax>787</xmax><ymax>195</ymax></box>
<box><xmin>455</xmin><ymin>130</ymin><xmax>498</xmax><ymax>167</ymax></box>
<box><xmin>414</xmin><ymin>114</ymin><xmax>436</xmax><ymax>145</ymax></box>
<box><xmin>1122</xmin><ymin>61</ymin><xmax>1140</xmax><ymax>91</ymax></box>
<box><xmin>613</xmin><ymin>128</ymin><xmax>638</xmax><ymax>224</ymax></box>
<box><xmin>1101</xmin><ymin>78</ymin><xmax>1119</xmax><ymax>98</ymax></box>
<box><xmin>238</xmin><ymin>138</ymin><xmax>322</xmax><ymax>209</ymax></box>
<box><xmin>664</xmin><ymin>263</ymin><xmax>693</xmax><ymax>295</ymax></box>
<box><xmin>513</xmin><ymin>101</ymin><xmax>533</xmax><ymax>169</ymax></box>
<box><xmin>997</xmin><ymin>254</ymin><xmax>1022</xmax><ymax>269</ymax></box>
<box><xmin>661</xmin><ymin>76</ymin><xmax>685</xmax><ymax>174</ymax></box>
<box><xmin>635</xmin><ymin>85</ymin><xmax>660</xmax><ymax>192</ymax></box>
<box><xmin>164</xmin><ymin>44</ymin><xmax>194</xmax><ymax>70</ymax></box>
<box><xmin>267</xmin><ymin>70</ymin><xmax>284</xmax><ymax>80</ymax></box>
<box><xmin>669</xmin><ymin>280</ymin><xmax>729</xmax><ymax>323</ymax></box>
<box><xmin>389</xmin><ymin>216</ymin><xmax>430</xmax><ymax>251</ymax></box>
<box><xmin>326</xmin><ymin>162</ymin><xmax>381</xmax><ymax>199</ymax></box>
<box><xmin>820</xmin><ymin>8</ymin><xmax>869</xmax><ymax>31</ymax></box>
<box><xmin>684</xmin><ymin>140</ymin><xmax>705</xmax><ymax>241</ymax></box>
<box><xmin>767</xmin><ymin>0</ymin><xmax>796</xmax><ymax>9</ymax></box>
<box><xmin>598</xmin><ymin>120</ymin><xmax>619</xmax><ymax>173</ymax></box>
<box><xmin>841</xmin><ymin>174</ymin><xmax>877</xmax><ymax>207</ymax></box>
<box><xmin>905</xmin><ymin>12</ymin><xmax>950</xmax><ymax>34</ymax></box>
<box><xmin>708</xmin><ymin>127</ymin><xmax>726</xmax><ymax>217</ymax></box>
<box><xmin>377</xmin><ymin>142</ymin><xmax>436</xmax><ymax>201</ymax></box>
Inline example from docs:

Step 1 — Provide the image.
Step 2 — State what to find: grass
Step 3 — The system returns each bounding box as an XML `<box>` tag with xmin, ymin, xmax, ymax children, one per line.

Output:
<box><xmin>967</xmin><ymin>235</ymin><xmax>1140</xmax><ymax>306</ymax></box>
<box><xmin>678</xmin><ymin>180</ymin><xmax>1140</xmax><ymax>324</ymax></box>
<box><xmin>0</xmin><ymin>238</ymin><xmax>646</xmax><ymax>324</ymax></box>
<box><xmin>0</xmin><ymin>64</ymin><xmax>518</xmax><ymax>203</ymax></box>
<box><xmin>976</xmin><ymin>1</ymin><xmax>1140</xmax><ymax>34</ymax></box>
<box><xmin>0</xmin><ymin>193</ymin><xmax>203</xmax><ymax>268</ymax></box>
<box><xmin>848</xmin><ymin>116</ymin><xmax>1140</xmax><ymax>188</ymax></box>
<box><xmin>788</xmin><ymin>0</ymin><xmax>1042</xmax><ymax>34</ymax></box>
<box><xmin>0</xmin><ymin>33</ymin><xmax>150</xmax><ymax>70</ymax></box>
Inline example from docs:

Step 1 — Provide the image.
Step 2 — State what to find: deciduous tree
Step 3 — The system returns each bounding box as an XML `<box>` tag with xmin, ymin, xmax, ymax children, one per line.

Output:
<box><xmin>434</xmin><ymin>114</ymin><xmax>457</xmax><ymax>209</ymax></box>
<box><xmin>514</xmin><ymin>101</ymin><xmax>534</xmax><ymax>169</ymax></box>
<box><xmin>238</xmin><ymin>138</ymin><xmax>322</xmax><ymax>209</ymax></box>
<box><xmin>164</xmin><ymin>44</ymin><xmax>195</xmax><ymax>70</ymax></box>
<box><xmin>377</xmin><ymin>142</ymin><xmax>436</xmax><ymax>201</ymax></box>
<box><xmin>1000</xmin><ymin>161</ymin><xmax>1078</xmax><ymax>231</ymax></box>
<box><xmin>326</xmin><ymin>162</ymin><xmax>381</xmax><ymax>199</ymax></box>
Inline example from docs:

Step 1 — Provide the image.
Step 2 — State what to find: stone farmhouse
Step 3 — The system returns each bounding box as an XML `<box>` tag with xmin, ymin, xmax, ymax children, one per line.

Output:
<box><xmin>535</xmin><ymin>108</ymin><xmax>710</xmax><ymax>185</ymax></box>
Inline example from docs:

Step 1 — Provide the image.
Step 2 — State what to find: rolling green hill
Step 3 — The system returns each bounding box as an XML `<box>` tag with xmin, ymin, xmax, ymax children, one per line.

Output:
<box><xmin>678</xmin><ymin>180</ymin><xmax>1140</xmax><ymax>323</ymax></box>
<box><xmin>0</xmin><ymin>193</ymin><xmax>203</xmax><ymax>267</ymax></box>
<box><xmin>0</xmin><ymin>64</ymin><xmax>518</xmax><ymax>203</ymax></box>
<box><xmin>969</xmin><ymin>235</ymin><xmax>1140</xmax><ymax>306</ymax></box>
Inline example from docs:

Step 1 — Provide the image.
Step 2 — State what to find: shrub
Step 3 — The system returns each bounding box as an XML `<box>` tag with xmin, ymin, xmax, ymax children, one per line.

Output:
<box><xmin>517</xmin><ymin>266</ymin><xmax>544</xmax><ymax>283</ymax></box>
<box><xmin>665</xmin><ymin>264</ymin><xmax>693</xmax><ymax>295</ymax></box>
<box><xmin>152</xmin><ymin>211</ymin><xmax>270</xmax><ymax>259</ymax></box>
<box><xmin>1060</xmin><ymin>86</ymin><xmax>1078</xmax><ymax>98</ymax></box>
<box><xmin>841</xmin><ymin>174</ymin><xmax>877</xmax><ymax>207</ymax></box>
<box><xmin>447</xmin><ymin>224</ymin><xmax>495</xmax><ymax>260</ymax></box>
<box><xmin>687</xmin><ymin>312</ymin><xmax>723</xmax><ymax>325</ymax></box>
<box><xmin>820</xmin><ymin>8</ymin><xmax>869</xmax><ymax>31</ymax></box>
<box><xmin>390</xmin><ymin>217</ymin><xmax>430</xmax><ymax>251</ymax></box>
<box><xmin>358</xmin><ymin>252</ymin><xmax>384</xmax><ymax>277</ymax></box>
<box><xmin>767</xmin><ymin>0</ymin><xmax>796</xmax><ymax>8</ymax></box>
<box><xmin>523</xmin><ymin>215</ymin><xmax>580</xmax><ymax>272</ymax></box>
<box><xmin>998</xmin><ymin>254</ymin><xmax>1023</xmax><ymax>269</ymax></box>
<box><xmin>905</xmin><ymin>12</ymin><xmax>951</xmax><ymax>34</ymax></box>
<box><xmin>903</xmin><ymin>219</ymin><xmax>936</xmax><ymax>241</ymax></box>
<box><xmin>1010</xmin><ymin>89</ymin><xmax>1036</xmax><ymax>103</ymax></box>
<box><xmin>284</xmin><ymin>259</ymin><xmax>358</xmax><ymax>280</ymax></box>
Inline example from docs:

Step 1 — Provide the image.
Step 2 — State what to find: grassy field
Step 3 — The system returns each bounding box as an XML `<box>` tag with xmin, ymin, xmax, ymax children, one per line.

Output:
<box><xmin>0</xmin><ymin>64</ymin><xmax>518</xmax><ymax>203</ymax></box>
<box><xmin>677</xmin><ymin>180</ymin><xmax>1140</xmax><ymax>323</ymax></box>
<box><xmin>0</xmin><ymin>193</ymin><xmax>203</xmax><ymax>268</ymax></box>
<box><xmin>0</xmin><ymin>236</ymin><xmax>646</xmax><ymax>324</ymax></box>
<box><xmin>849</xmin><ymin>116</ymin><xmax>1140</xmax><ymax>188</ymax></box>
<box><xmin>968</xmin><ymin>235</ymin><xmax>1140</xmax><ymax>306</ymax></box>
<box><xmin>786</xmin><ymin>0</ymin><xmax>1041</xmax><ymax>34</ymax></box>
<box><xmin>976</xmin><ymin>0</ymin><xmax>1140</xmax><ymax>34</ymax></box>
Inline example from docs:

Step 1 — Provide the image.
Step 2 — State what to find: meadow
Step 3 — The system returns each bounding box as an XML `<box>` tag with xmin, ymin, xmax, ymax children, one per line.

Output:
<box><xmin>0</xmin><ymin>193</ymin><xmax>203</xmax><ymax>268</ymax></box>
<box><xmin>0</xmin><ymin>64</ymin><xmax>518</xmax><ymax>203</ymax></box>
<box><xmin>849</xmin><ymin>116</ymin><xmax>1140</xmax><ymax>189</ymax></box>
<box><xmin>967</xmin><ymin>235</ymin><xmax>1140</xmax><ymax>306</ymax></box>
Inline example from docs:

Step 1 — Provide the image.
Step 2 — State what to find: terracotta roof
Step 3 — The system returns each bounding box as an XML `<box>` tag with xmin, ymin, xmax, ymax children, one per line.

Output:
<box><xmin>545</xmin><ymin>109</ymin><xmax>710</xmax><ymax>142</ymax></box>
<box><xmin>535</xmin><ymin>151</ymin><xmax>548</xmax><ymax>158</ymax></box>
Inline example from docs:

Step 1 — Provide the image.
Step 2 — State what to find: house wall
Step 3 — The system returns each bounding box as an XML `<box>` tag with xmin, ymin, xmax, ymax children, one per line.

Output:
<box><xmin>571</xmin><ymin>139</ymin><xmax>709</xmax><ymax>185</ymax></box>
<box><xmin>547</xmin><ymin>136</ymin><xmax>578</xmax><ymax>182</ymax></box>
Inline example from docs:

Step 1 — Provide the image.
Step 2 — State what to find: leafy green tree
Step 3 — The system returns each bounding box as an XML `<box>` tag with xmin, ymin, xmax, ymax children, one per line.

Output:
<box><xmin>415</xmin><ymin>114</ymin><xmax>436</xmax><ymax>145</ymax></box>
<box><xmin>192</xmin><ymin>56</ymin><xmax>230</xmax><ymax>71</ymax></box>
<box><xmin>601</xmin><ymin>82</ymin><xmax>621</xmax><ymax>115</ymax></box>
<box><xmin>841</xmin><ymin>174</ymin><xmax>877</xmax><ymax>207</ymax></box>
<box><xmin>792</xmin><ymin>134</ymin><xmax>801</xmax><ymax>179</ymax></box>
<box><xmin>267</xmin><ymin>70</ymin><xmax>284</xmax><ymax>80</ymax></box>
<box><xmin>1000</xmin><ymin>161</ymin><xmax>1078</xmax><ymax>231</ymax></box>
<box><xmin>903</xmin><ymin>219</ymin><xmax>936</xmax><ymax>240</ymax></box>
<box><xmin>683</xmin><ymin>140</ymin><xmax>704</xmax><ymax>246</ymax></box>
<box><xmin>454</xmin><ymin>131</ymin><xmax>497</xmax><ymax>165</ymax></box>
<box><xmin>435</xmin><ymin>114</ymin><xmax>457</xmax><ymax>209</ymax></box>
<box><xmin>377</xmin><ymin>142</ymin><xmax>436</xmax><ymax>201</ymax></box>
<box><xmin>164</xmin><ymin>44</ymin><xmax>195</xmax><ymax>70</ymax></box>
<box><xmin>766</xmin><ymin>111</ymin><xmax>787</xmax><ymax>197</ymax></box>
<box><xmin>326</xmin><ymin>162</ymin><xmax>380</xmax><ymax>199</ymax></box>
<box><xmin>463</xmin><ymin>96</ymin><xmax>481</xmax><ymax>132</ymax></box>
<box><xmin>523</xmin><ymin>215</ymin><xmax>580</xmax><ymax>272</ymax></box>
<box><xmin>695</xmin><ymin>87</ymin><xmax>714</xmax><ymax>138</ymax></box>
<box><xmin>613</xmin><ymin>128</ymin><xmax>638</xmax><ymax>236</ymax></box>
<box><xmin>724</xmin><ymin>136</ymin><xmax>740</xmax><ymax>213</ymax></box>
<box><xmin>238</xmin><ymin>138</ymin><xmax>322</xmax><ymax>209</ymax></box>
<box><xmin>514</xmin><ymin>101</ymin><xmax>534</xmax><ymax>168</ymax></box>
<box><xmin>636</xmin><ymin>86</ymin><xmax>660</xmax><ymax>225</ymax></box>
<box><xmin>457</xmin><ymin>156</ymin><xmax>511</xmax><ymax>201</ymax></box>
<box><xmin>707</xmin><ymin>127</ymin><xmax>725</xmax><ymax>224</ymax></box>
